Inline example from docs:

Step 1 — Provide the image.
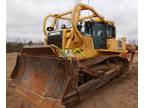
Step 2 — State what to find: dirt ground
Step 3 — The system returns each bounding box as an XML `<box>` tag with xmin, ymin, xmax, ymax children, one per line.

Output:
<box><xmin>6</xmin><ymin>53</ymin><xmax>138</xmax><ymax>108</ymax></box>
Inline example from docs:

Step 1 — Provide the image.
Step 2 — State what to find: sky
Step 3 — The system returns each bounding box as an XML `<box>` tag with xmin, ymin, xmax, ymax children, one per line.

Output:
<box><xmin>6</xmin><ymin>0</ymin><xmax>138</xmax><ymax>42</ymax></box>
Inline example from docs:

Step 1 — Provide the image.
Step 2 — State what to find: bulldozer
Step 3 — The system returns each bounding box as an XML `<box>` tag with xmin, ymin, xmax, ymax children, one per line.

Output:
<box><xmin>10</xmin><ymin>3</ymin><xmax>136</xmax><ymax>108</ymax></box>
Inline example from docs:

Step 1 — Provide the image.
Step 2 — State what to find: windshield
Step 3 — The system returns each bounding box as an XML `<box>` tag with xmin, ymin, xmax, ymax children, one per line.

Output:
<box><xmin>106</xmin><ymin>24</ymin><xmax>116</xmax><ymax>38</ymax></box>
<box><xmin>84</xmin><ymin>21</ymin><xmax>116</xmax><ymax>38</ymax></box>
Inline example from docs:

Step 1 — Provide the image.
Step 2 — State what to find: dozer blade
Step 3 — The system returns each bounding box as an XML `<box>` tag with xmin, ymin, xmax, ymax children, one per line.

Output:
<box><xmin>10</xmin><ymin>46</ymin><xmax>78</xmax><ymax>108</ymax></box>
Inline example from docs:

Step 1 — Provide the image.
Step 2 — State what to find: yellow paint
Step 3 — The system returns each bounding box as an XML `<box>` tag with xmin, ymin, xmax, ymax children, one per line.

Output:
<box><xmin>43</xmin><ymin>3</ymin><xmax>129</xmax><ymax>61</ymax></box>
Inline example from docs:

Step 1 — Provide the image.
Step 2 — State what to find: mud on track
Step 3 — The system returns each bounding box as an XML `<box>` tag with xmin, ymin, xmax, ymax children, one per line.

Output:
<box><xmin>6</xmin><ymin>53</ymin><xmax>138</xmax><ymax>108</ymax></box>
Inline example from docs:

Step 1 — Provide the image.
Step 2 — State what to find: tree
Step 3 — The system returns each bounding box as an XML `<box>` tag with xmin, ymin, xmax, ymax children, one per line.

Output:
<box><xmin>28</xmin><ymin>40</ymin><xmax>33</xmax><ymax>46</ymax></box>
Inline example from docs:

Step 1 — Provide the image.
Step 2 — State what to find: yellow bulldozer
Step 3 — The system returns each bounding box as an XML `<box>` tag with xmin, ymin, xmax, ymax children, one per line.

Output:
<box><xmin>10</xmin><ymin>3</ymin><xmax>136</xmax><ymax>108</ymax></box>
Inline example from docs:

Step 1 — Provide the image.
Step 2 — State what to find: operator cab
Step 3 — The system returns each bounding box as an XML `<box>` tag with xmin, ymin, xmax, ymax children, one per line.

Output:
<box><xmin>83</xmin><ymin>19</ymin><xmax>116</xmax><ymax>49</ymax></box>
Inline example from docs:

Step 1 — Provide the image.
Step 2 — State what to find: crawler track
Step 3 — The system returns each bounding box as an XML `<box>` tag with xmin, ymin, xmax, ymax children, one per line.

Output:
<box><xmin>79</xmin><ymin>55</ymin><xmax>129</xmax><ymax>81</ymax></box>
<box><xmin>63</xmin><ymin>55</ymin><xmax>129</xmax><ymax>106</ymax></box>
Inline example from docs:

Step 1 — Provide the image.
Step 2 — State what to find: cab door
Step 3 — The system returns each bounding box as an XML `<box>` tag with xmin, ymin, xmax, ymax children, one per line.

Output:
<box><xmin>92</xmin><ymin>22</ymin><xmax>106</xmax><ymax>49</ymax></box>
